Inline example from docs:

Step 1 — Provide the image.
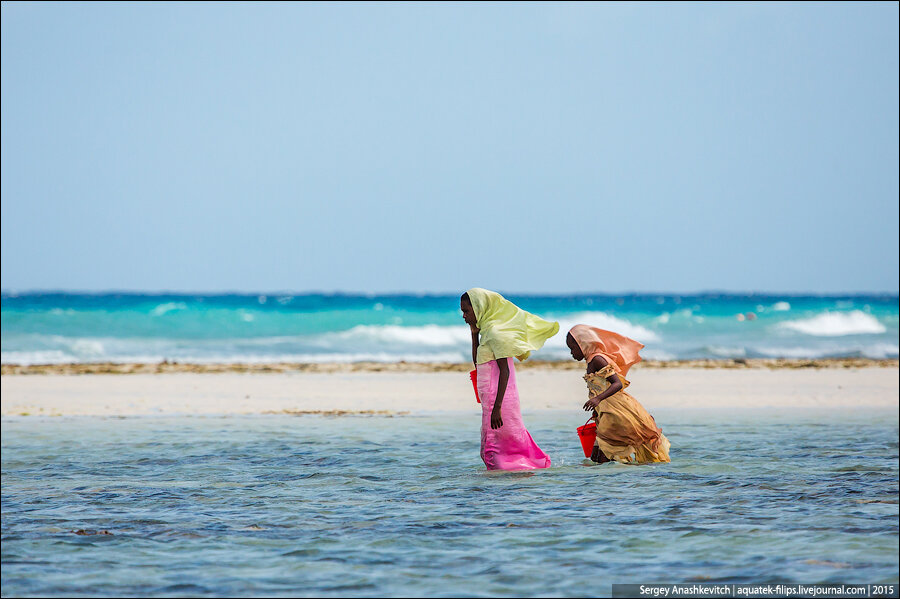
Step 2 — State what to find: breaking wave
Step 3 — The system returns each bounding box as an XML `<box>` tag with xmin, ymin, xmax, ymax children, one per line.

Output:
<box><xmin>779</xmin><ymin>311</ymin><xmax>886</xmax><ymax>336</ymax></box>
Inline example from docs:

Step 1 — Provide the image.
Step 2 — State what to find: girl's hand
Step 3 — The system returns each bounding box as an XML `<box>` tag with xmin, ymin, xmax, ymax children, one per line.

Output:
<box><xmin>583</xmin><ymin>396</ymin><xmax>601</xmax><ymax>411</ymax></box>
<box><xmin>491</xmin><ymin>406</ymin><xmax>503</xmax><ymax>429</ymax></box>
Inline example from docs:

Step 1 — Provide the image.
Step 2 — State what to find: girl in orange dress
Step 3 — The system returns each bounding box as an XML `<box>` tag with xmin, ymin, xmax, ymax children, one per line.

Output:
<box><xmin>566</xmin><ymin>324</ymin><xmax>670</xmax><ymax>464</ymax></box>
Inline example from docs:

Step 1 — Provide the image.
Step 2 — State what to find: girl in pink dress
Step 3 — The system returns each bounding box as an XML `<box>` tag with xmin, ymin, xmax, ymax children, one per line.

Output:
<box><xmin>460</xmin><ymin>288</ymin><xmax>557</xmax><ymax>471</ymax></box>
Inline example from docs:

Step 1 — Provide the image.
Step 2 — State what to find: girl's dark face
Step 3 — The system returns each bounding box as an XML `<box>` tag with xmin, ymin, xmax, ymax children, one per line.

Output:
<box><xmin>460</xmin><ymin>298</ymin><xmax>477</xmax><ymax>328</ymax></box>
<box><xmin>566</xmin><ymin>333</ymin><xmax>584</xmax><ymax>361</ymax></box>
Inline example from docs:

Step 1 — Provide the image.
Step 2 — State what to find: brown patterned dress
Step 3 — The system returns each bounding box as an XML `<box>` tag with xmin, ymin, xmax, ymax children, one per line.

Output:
<box><xmin>585</xmin><ymin>366</ymin><xmax>671</xmax><ymax>464</ymax></box>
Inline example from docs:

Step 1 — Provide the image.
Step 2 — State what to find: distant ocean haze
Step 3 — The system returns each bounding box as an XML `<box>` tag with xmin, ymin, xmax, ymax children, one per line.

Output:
<box><xmin>1</xmin><ymin>293</ymin><xmax>897</xmax><ymax>365</ymax></box>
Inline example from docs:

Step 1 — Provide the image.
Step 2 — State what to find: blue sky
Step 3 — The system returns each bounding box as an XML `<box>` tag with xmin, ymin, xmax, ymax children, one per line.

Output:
<box><xmin>2</xmin><ymin>2</ymin><xmax>898</xmax><ymax>294</ymax></box>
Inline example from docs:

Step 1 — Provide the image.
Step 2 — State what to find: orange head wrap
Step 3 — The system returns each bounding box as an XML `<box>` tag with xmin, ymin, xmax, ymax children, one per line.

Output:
<box><xmin>568</xmin><ymin>324</ymin><xmax>644</xmax><ymax>377</ymax></box>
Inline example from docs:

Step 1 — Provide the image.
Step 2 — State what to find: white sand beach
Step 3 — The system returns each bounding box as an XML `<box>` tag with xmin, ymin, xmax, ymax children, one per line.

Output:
<box><xmin>2</xmin><ymin>365</ymin><xmax>897</xmax><ymax>417</ymax></box>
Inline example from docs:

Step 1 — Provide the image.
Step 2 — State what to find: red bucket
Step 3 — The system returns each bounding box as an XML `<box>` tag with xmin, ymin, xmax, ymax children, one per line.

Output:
<box><xmin>469</xmin><ymin>369</ymin><xmax>480</xmax><ymax>403</ymax></box>
<box><xmin>577</xmin><ymin>419</ymin><xmax>597</xmax><ymax>457</ymax></box>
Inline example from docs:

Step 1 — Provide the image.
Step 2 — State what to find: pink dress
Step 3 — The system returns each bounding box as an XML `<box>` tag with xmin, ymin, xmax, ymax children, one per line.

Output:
<box><xmin>477</xmin><ymin>357</ymin><xmax>552</xmax><ymax>471</ymax></box>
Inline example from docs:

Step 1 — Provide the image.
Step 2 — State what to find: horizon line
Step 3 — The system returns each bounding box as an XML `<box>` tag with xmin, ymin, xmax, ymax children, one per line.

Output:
<box><xmin>2</xmin><ymin>288</ymin><xmax>899</xmax><ymax>298</ymax></box>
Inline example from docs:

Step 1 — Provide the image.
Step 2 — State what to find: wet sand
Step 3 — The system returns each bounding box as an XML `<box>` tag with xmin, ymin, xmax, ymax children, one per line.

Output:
<box><xmin>2</xmin><ymin>361</ymin><xmax>897</xmax><ymax>416</ymax></box>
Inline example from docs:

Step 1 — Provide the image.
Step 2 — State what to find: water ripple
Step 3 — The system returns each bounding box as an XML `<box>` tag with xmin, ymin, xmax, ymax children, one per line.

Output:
<box><xmin>2</xmin><ymin>411</ymin><xmax>898</xmax><ymax>596</ymax></box>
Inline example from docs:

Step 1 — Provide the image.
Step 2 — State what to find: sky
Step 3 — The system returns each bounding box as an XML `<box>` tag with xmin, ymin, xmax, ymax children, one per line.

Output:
<box><xmin>1</xmin><ymin>2</ymin><xmax>898</xmax><ymax>295</ymax></box>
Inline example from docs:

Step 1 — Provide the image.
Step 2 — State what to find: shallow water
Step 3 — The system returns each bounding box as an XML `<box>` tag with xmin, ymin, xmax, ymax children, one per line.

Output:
<box><xmin>2</xmin><ymin>410</ymin><xmax>898</xmax><ymax>597</ymax></box>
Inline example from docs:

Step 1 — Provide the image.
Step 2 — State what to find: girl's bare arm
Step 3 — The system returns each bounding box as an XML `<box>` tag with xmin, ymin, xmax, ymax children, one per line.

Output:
<box><xmin>583</xmin><ymin>355</ymin><xmax>623</xmax><ymax>411</ymax></box>
<box><xmin>492</xmin><ymin>358</ymin><xmax>509</xmax><ymax>429</ymax></box>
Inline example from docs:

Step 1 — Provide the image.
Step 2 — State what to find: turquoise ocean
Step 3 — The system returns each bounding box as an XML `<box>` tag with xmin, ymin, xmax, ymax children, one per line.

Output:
<box><xmin>2</xmin><ymin>293</ymin><xmax>898</xmax><ymax>364</ymax></box>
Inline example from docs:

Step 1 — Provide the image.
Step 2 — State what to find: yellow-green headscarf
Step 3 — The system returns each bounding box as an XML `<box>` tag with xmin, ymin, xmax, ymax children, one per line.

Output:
<box><xmin>467</xmin><ymin>288</ymin><xmax>560</xmax><ymax>364</ymax></box>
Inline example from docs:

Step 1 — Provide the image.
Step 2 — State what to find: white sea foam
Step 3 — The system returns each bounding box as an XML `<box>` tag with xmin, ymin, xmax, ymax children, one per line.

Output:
<box><xmin>861</xmin><ymin>343</ymin><xmax>900</xmax><ymax>359</ymax></box>
<box><xmin>772</xmin><ymin>301</ymin><xmax>791</xmax><ymax>311</ymax></box>
<box><xmin>549</xmin><ymin>312</ymin><xmax>660</xmax><ymax>344</ymax></box>
<box><xmin>70</xmin><ymin>339</ymin><xmax>106</xmax><ymax>357</ymax></box>
<box><xmin>150</xmin><ymin>302</ymin><xmax>187</xmax><ymax>316</ymax></box>
<box><xmin>706</xmin><ymin>346</ymin><xmax>748</xmax><ymax>358</ymax></box>
<box><xmin>641</xmin><ymin>348</ymin><xmax>676</xmax><ymax>360</ymax></box>
<box><xmin>124</xmin><ymin>351</ymin><xmax>470</xmax><ymax>364</ymax></box>
<box><xmin>1</xmin><ymin>350</ymin><xmax>73</xmax><ymax>365</ymax></box>
<box><xmin>333</xmin><ymin>315</ymin><xmax>659</xmax><ymax>357</ymax></box>
<box><xmin>753</xmin><ymin>343</ymin><xmax>899</xmax><ymax>359</ymax></box>
<box><xmin>231</xmin><ymin>352</ymin><xmax>468</xmax><ymax>364</ymax></box>
<box><xmin>753</xmin><ymin>346</ymin><xmax>836</xmax><ymax>359</ymax></box>
<box><xmin>778</xmin><ymin>310</ymin><xmax>886</xmax><ymax>336</ymax></box>
<box><xmin>334</xmin><ymin>324</ymin><xmax>471</xmax><ymax>347</ymax></box>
